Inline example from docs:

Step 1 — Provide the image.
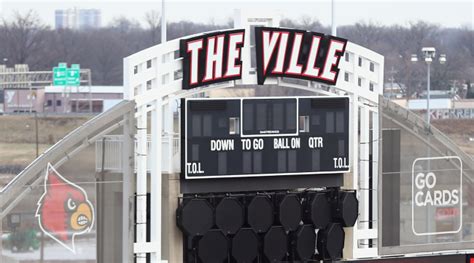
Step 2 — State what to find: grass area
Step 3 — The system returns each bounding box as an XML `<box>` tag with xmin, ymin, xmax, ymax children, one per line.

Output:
<box><xmin>0</xmin><ymin>115</ymin><xmax>90</xmax><ymax>144</ymax></box>
<box><xmin>0</xmin><ymin>142</ymin><xmax>53</xmax><ymax>188</ymax></box>
<box><xmin>0</xmin><ymin>142</ymin><xmax>52</xmax><ymax>166</ymax></box>
<box><xmin>432</xmin><ymin>119</ymin><xmax>474</xmax><ymax>157</ymax></box>
<box><xmin>0</xmin><ymin>115</ymin><xmax>90</xmax><ymax>187</ymax></box>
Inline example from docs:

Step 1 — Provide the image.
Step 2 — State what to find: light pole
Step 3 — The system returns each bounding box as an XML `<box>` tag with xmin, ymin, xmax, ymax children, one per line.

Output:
<box><xmin>411</xmin><ymin>47</ymin><xmax>446</xmax><ymax>126</ymax></box>
<box><xmin>411</xmin><ymin>48</ymin><xmax>446</xmax><ymax>238</ymax></box>
<box><xmin>331</xmin><ymin>0</ymin><xmax>337</xmax><ymax>36</ymax></box>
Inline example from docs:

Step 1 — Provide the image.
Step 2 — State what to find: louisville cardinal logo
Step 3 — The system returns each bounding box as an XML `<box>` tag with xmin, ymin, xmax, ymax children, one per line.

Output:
<box><xmin>35</xmin><ymin>163</ymin><xmax>94</xmax><ymax>253</ymax></box>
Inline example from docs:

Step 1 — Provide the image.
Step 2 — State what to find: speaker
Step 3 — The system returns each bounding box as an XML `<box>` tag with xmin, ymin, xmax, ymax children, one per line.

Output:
<box><xmin>306</xmin><ymin>191</ymin><xmax>331</xmax><ymax>229</ymax></box>
<box><xmin>198</xmin><ymin>229</ymin><xmax>229</xmax><ymax>263</ymax></box>
<box><xmin>177</xmin><ymin>198</ymin><xmax>214</xmax><ymax>237</ymax></box>
<box><xmin>232</xmin><ymin>228</ymin><xmax>259</xmax><ymax>263</ymax></box>
<box><xmin>316</xmin><ymin>223</ymin><xmax>344</xmax><ymax>260</ymax></box>
<box><xmin>216</xmin><ymin>197</ymin><xmax>244</xmax><ymax>235</ymax></box>
<box><xmin>247</xmin><ymin>195</ymin><xmax>274</xmax><ymax>233</ymax></box>
<box><xmin>279</xmin><ymin>194</ymin><xmax>302</xmax><ymax>232</ymax></box>
<box><xmin>295</xmin><ymin>224</ymin><xmax>316</xmax><ymax>260</ymax></box>
<box><xmin>333</xmin><ymin>190</ymin><xmax>358</xmax><ymax>227</ymax></box>
<box><xmin>264</xmin><ymin>226</ymin><xmax>288</xmax><ymax>262</ymax></box>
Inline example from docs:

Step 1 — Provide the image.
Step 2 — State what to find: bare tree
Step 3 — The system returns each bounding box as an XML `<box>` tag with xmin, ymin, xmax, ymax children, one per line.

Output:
<box><xmin>339</xmin><ymin>21</ymin><xmax>385</xmax><ymax>49</ymax></box>
<box><xmin>1</xmin><ymin>10</ymin><xmax>48</xmax><ymax>68</ymax></box>
<box><xmin>144</xmin><ymin>10</ymin><xmax>161</xmax><ymax>45</ymax></box>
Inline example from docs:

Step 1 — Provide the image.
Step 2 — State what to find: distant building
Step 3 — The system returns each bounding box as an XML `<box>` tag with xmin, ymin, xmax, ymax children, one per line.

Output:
<box><xmin>383</xmin><ymin>83</ymin><xmax>406</xmax><ymax>99</ymax></box>
<box><xmin>55</xmin><ymin>8</ymin><xmax>101</xmax><ymax>30</ymax></box>
<box><xmin>3</xmin><ymin>86</ymin><xmax>123</xmax><ymax>114</ymax></box>
<box><xmin>44</xmin><ymin>86</ymin><xmax>123</xmax><ymax>113</ymax></box>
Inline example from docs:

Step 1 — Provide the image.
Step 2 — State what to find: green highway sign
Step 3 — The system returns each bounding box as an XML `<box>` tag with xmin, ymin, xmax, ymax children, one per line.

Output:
<box><xmin>52</xmin><ymin>63</ymin><xmax>80</xmax><ymax>86</ymax></box>
<box><xmin>67</xmin><ymin>64</ymin><xmax>80</xmax><ymax>86</ymax></box>
<box><xmin>53</xmin><ymin>66</ymin><xmax>67</xmax><ymax>86</ymax></box>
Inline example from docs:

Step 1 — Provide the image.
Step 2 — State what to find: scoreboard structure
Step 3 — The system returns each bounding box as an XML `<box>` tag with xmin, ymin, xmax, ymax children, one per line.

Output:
<box><xmin>181</xmin><ymin>96</ymin><xmax>350</xmax><ymax>180</ymax></box>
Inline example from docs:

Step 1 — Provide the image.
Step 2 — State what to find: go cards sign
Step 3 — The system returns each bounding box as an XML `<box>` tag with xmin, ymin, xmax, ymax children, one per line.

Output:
<box><xmin>411</xmin><ymin>156</ymin><xmax>462</xmax><ymax>236</ymax></box>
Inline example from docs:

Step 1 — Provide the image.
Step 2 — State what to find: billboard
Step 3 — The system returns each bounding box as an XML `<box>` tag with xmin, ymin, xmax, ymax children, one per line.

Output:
<box><xmin>181</xmin><ymin>96</ymin><xmax>350</xmax><ymax>179</ymax></box>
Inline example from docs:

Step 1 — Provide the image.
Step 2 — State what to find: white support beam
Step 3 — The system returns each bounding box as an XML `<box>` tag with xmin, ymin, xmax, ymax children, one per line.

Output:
<box><xmin>372</xmin><ymin>111</ymin><xmax>379</xmax><ymax>234</ymax></box>
<box><xmin>122</xmin><ymin>109</ymin><xmax>135</xmax><ymax>263</ymax></box>
<box><xmin>151</xmin><ymin>98</ymin><xmax>163</xmax><ymax>262</ymax></box>
<box><xmin>359</xmin><ymin>106</ymin><xmax>370</xmax><ymax>249</ymax></box>
<box><xmin>136</xmin><ymin>84</ymin><xmax>148</xmax><ymax>263</ymax></box>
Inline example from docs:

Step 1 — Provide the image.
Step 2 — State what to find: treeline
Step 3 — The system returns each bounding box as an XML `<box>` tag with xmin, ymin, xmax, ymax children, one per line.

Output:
<box><xmin>1</xmin><ymin>11</ymin><xmax>473</xmax><ymax>97</ymax></box>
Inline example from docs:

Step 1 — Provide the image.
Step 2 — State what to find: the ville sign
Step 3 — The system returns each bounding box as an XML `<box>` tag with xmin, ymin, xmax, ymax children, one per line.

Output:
<box><xmin>180</xmin><ymin>27</ymin><xmax>347</xmax><ymax>90</ymax></box>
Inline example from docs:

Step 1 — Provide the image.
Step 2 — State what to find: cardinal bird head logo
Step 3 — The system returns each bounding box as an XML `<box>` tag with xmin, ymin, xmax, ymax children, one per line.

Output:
<box><xmin>35</xmin><ymin>163</ymin><xmax>94</xmax><ymax>253</ymax></box>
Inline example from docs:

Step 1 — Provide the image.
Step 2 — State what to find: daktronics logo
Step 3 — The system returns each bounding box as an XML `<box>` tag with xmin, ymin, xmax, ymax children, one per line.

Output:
<box><xmin>411</xmin><ymin>156</ymin><xmax>462</xmax><ymax>236</ymax></box>
<box><xmin>180</xmin><ymin>27</ymin><xmax>347</xmax><ymax>90</ymax></box>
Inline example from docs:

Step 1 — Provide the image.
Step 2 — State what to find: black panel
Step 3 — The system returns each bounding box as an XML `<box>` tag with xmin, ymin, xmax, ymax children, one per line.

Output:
<box><xmin>242</xmin><ymin>98</ymin><xmax>297</xmax><ymax>135</ymax></box>
<box><xmin>189</xmin><ymin>100</ymin><xmax>227</xmax><ymax>111</ymax></box>
<box><xmin>181</xmin><ymin>173</ymin><xmax>343</xmax><ymax>194</ymax></box>
<box><xmin>311</xmin><ymin>97</ymin><xmax>348</xmax><ymax>109</ymax></box>
<box><xmin>182</xmin><ymin>97</ymin><xmax>350</xmax><ymax>180</ymax></box>
<box><xmin>382</xmin><ymin>129</ymin><xmax>401</xmax><ymax>247</ymax></box>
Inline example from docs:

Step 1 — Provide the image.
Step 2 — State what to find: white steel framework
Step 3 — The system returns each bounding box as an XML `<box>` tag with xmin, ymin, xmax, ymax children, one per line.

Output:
<box><xmin>124</xmin><ymin>11</ymin><xmax>384</xmax><ymax>262</ymax></box>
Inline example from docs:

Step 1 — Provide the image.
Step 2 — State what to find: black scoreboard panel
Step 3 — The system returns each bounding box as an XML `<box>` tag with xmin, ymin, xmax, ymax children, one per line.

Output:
<box><xmin>182</xmin><ymin>96</ymin><xmax>350</xmax><ymax>179</ymax></box>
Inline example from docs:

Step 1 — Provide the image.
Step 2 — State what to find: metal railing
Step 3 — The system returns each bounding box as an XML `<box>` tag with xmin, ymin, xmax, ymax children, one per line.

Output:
<box><xmin>95</xmin><ymin>134</ymin><xmax>180</xmax><ymax>173</ymax></box>
<box><xmin>0</xmin><ymin>100</ymin><xmax>135</xmax><ymax>218</ymax></box>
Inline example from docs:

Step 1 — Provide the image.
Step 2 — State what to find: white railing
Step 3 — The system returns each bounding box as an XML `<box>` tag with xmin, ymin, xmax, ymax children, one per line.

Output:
<box><xmin>95</xmin><ymin>134</ymin><xmax>180</xmax><ymax>173</ymax></box>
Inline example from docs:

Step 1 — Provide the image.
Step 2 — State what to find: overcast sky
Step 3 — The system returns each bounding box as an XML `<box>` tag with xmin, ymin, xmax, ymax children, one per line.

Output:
<box><xmin>0</xmin><ymin>0</ymin><xmax>472</xmax><ymax>29</ymax></box>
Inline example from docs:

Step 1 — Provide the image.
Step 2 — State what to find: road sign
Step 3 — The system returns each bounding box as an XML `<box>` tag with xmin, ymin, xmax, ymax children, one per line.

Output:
<box><xmin>182</xmin><ymin>96</ymin><xmax>350</xmax><ymax>179</ymax></box>
<box><xmin>52</xmin><ymin>63</ymin><xmax>80</xmax><ymax>86</ymax></box>
<box><xmin>66</xmin><ymin>64</ymin><xmax>80</xmax><ymax>86</ymax></box>
<box><xmin>53</xmin><ymin>66</ymin><xmax>67</xmax><ymax>86</ymax></box>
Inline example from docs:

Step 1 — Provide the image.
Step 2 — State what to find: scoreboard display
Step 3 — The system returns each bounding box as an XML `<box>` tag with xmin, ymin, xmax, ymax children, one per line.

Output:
<box><xmin>181</xmin><ymin>96</ymin><xmax>350</xmax><ymax>179</ymax></box>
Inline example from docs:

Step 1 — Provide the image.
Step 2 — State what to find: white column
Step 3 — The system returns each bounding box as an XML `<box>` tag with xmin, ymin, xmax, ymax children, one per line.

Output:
<box><xmin>359</xmin><ymin>105</ymin><xmax>370</xmax><ymax>248</ymax></box>
<box><xmin>161</xmin><ymin>0</ymin><xmax>167</xmax><ymax>43</ymax></box>
<box><xmin>331</xmin><ymin>0</ymin><xmax>337</xmax><ymax>36</ymax></box>
<box><xmin>166</xmin><ymin>96</ymin><xmax>175</xmax><ymax>172</ymax></box>
<box><xmin>347</xmin><ymin>93</ymin><xmax>359</xmax><ymax>258</ymax></box>
<box><xmin>136</xmin><ymin>84</ymin><xmax>148</xmax><ymax>263</ymax></box>
<box><xmin>151</xmin><ymin>98</ymin><xmax>163</xmax><ymax>262</ymax></box>
<box><xmin>122</xmin><ymin>110</ymin><xmax>135</xmax><ymax>263</ymax></box>
<box><xmin>371</xmin><ymin>110</ymin><xmax>379</xmax><ymax>232</ymax></box>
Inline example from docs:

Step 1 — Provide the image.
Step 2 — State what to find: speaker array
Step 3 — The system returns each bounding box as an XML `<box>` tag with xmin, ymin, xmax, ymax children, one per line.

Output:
<box><xmin>176</xmin><ymin>188</ymin><xmax>358</xmax><ymax>263</ymax></box>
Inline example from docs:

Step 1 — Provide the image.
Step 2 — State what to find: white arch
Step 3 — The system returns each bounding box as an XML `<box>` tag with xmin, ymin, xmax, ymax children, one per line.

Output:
<box><xmin>124</xmin><ymin>13</ymin><xmax>384</xmax><ymax>262</ymax></box>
